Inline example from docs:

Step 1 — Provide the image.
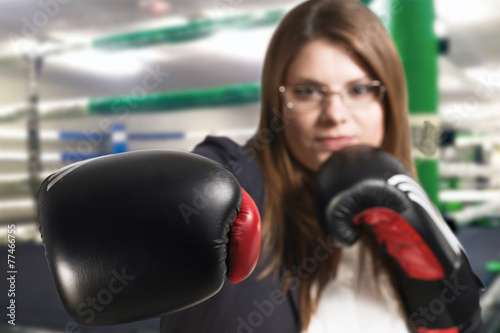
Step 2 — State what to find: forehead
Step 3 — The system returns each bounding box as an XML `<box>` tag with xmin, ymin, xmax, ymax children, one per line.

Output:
<box><xmin>285</xmin><ymin>39</ymin><xmax>370</xmax><ymax>84</ymax></box>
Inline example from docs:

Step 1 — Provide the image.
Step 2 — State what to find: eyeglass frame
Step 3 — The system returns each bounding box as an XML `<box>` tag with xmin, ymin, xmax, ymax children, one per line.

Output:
<box><xmin>278</xmin><ymin>80</ymin><xmax>387</xmax><ymax>112</ymax></box>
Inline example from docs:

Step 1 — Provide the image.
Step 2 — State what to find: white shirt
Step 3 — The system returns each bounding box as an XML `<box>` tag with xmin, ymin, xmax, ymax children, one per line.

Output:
<box><xmin>303</xmin><ymin>242</ymin><xmax>411</xmax><ymax>333</ymax></box>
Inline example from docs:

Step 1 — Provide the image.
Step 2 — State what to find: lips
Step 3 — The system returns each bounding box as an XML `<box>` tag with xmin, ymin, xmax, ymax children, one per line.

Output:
<box><xmin>315</xmin><ymin>136</ymin><xmax>354</xmax><ymax>150</ymax></box>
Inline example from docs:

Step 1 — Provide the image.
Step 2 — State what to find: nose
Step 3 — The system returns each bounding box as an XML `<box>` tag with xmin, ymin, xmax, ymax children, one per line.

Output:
<box><xmin>321</xmin><ymin>92</ymin><xmax>348</xmax><ymax>124</ymax></box>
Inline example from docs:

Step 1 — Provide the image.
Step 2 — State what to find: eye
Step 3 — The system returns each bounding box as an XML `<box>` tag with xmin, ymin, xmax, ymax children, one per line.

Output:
<box><xmin>348</xmin><ymin>84</ymin><xmax>371</xmax><ymax>97</ymax></box>
<box><xmin>291</xmin><ymin>85</ymin><xmax>322</xmax><ymax>100</ymax></box>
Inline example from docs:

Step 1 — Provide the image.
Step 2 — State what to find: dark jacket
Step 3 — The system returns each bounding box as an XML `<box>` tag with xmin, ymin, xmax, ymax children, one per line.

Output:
<box><xmin>160</xmin><ymin>136</ymin><xmax>302</xmax><ymax>333</ymax></box>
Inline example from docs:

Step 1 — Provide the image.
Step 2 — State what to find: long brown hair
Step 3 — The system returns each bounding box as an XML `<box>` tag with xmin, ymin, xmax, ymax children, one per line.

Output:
<box><xmin>245</xmin><ymin>0</ymin><xmax>415</xmax><ymax>329</ymax></box>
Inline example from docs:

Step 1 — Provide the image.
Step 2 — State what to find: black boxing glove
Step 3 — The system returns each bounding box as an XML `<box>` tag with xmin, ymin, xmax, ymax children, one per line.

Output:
<box><xmin>317</xmin><ymin>145</ymin><xmax>486</xmax><ymax>333</ymax></box>
<box><xmin>38</xmin><ymin>150</ymin><xmax>261</xmax><ymax>326</ymax></box>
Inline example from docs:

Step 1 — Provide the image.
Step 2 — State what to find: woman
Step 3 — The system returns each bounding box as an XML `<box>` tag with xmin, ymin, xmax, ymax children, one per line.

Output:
<box><xmin>161</xmin><ymin>0</ymin><xmax>482</xmax><ymax>332</ymax></box>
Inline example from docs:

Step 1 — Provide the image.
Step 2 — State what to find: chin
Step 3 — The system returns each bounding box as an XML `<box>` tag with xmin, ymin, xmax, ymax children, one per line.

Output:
<box><xmin>313</xmin><ymin>154</ymin><xmax>332</xmax><ymax>171</ymax></box>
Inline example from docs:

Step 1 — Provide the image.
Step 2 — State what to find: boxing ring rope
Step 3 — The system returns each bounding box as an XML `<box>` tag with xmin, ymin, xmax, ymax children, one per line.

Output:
<box><xmin>0</xmin><ymin>127</ymin><xmax>256</xmax><ymax>143</ymax></box>
<box><xmin>0</xmin><ymin>127</ymin><xmax>256</xmax><ymax>164</ymax></box>
<box><xmin>92</xmin><ymin>8</ymin><xmax>286</xmax><ymax>50</ymax></box>
<box><xmin>0</xmin><ymin>7</ymin><xmax>286</xmax><ymax>65</ymax></box>
<box><xmin>0</xmin><ymin>83</ymin><xmax>261</xmax><ymax>121</ymax></box>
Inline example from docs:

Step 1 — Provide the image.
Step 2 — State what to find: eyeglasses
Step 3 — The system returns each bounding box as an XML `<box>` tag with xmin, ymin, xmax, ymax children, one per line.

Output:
<box><xmin>278</xmin><ymin>80</ymin><xmax>386</xmax><ymax>113</ymax></box>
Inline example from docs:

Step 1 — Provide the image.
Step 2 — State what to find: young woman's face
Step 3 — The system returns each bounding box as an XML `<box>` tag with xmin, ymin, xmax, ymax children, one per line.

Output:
<box><xmin>282</xmin><ymin>39</ymin><xmax>385</xmax><ymax>172</ymax></box>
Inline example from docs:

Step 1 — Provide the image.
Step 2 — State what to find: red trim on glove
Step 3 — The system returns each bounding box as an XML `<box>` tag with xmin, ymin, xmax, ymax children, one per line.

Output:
<box><xmin>354</xmin><ymin>207</ymin><xmax>445</xmax><ymax>280</ymax></box>
<box><xmin>227</xmin><ymin>187</ymin><xmax>262</xmax><ymax>284</ymax></box>
<box><xmin>417</xmin><ymin>327</ymin><xmax>459</xmax><ymax>333</ymax></box>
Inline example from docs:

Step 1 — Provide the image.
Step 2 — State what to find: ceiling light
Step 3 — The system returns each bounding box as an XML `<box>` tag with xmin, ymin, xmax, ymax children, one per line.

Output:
<box><xmin>46</xmin><ymin>49</ymin><xmax>143</xmax><ymax>76</ymax></box>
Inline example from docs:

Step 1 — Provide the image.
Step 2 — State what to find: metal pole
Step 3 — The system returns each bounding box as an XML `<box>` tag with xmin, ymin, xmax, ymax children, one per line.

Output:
<box><xmin>26</xmin><ymin>52</ymin><xmax>43</xmax><ymax>199</ymax></box>
<box><xmin>390</xmin><ymin>0</ymin><xmax>440</xmax><ymax>207</ymax></box>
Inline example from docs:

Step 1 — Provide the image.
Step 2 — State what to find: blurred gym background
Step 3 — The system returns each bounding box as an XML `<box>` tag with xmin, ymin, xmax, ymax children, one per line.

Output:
<box><xmin>0</xmin><ymin>0</ymin><xmax>499</xmax><ymax>332</ymax></box>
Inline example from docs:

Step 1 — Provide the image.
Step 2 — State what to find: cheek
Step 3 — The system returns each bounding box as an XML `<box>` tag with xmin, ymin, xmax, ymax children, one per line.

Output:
<box><xmin>356</xmin><ymin>105</ymin><xmax>385</xmax><ymax>147</ymax></box>
<box><xmin>284</xmin><ymin>112</ymin><xmax>310</xmax><ymax>145</ymax></box>
<box><xmin>283</xmin><ymin>112</ymin><xmax>316</xmax><ymax>162</ymax></box>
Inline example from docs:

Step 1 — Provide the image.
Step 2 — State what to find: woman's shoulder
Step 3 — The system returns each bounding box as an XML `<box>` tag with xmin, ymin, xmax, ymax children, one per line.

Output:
<box><xmin>192</xmin><ymin>135</ymin><xmax>264</xmax><ymax>214</ymax></box>
<box><xmin>192</xmin><ymin>136</ymin><xmax>253</xmax><ymax>169</ymax></box>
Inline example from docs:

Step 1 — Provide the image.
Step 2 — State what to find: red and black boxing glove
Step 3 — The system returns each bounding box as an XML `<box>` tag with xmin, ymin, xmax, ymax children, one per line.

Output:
<box><xmin>38</xmin><ymin>150</ymin><xmax>261</xmax><ymax>326</ymax></box>
<box><xmin>317</xmin><ymin>145</ymin><xmax>486</xmax><ymax>333</ymax></box>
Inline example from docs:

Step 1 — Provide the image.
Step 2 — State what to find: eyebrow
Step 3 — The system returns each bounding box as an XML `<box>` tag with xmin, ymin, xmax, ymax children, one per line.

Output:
<box><xmin>287</xmin><ymin>76</ymin><xmax>373</xmax><ymax>86</ymax></box>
